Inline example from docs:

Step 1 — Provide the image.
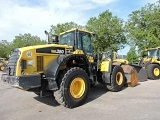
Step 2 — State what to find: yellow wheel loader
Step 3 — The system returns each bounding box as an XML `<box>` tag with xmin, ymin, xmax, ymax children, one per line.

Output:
<box><xmin>0</xmin><ymin>58</ymin><xmax>8</xmax><ymax>71</ymax></box>
<box><xmin>4</xmin><ymin>28</ymin><xmax>141</xmax><ymax>108</ymax></box>
<box><xmin>138</xmin><ymin>47</ymin><xmax>160</xmax><ymax>80</ymax></box>
<box><xmin>101</xmin><ymin>51</ymin><xmax>148</xmax><ymax>83</ymax></box>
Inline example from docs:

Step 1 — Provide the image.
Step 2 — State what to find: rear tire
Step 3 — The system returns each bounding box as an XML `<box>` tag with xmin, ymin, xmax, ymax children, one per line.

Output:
<box><xmin>147</xmin><ymin>64</ymin><xmax>160</xmax><ymax>80</ymax></box>
<box><xmin>106</xmin><ymin>66</ymin><xmax>125</xmax><ymax>92</ymax></box>
<box><xmin>54</xmin><ymin>67</ymin><xmax>90</xmax><ymax>108</ymax></box>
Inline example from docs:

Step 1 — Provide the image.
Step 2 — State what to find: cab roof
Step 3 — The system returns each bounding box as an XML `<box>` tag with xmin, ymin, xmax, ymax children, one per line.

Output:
<box><xmin>146</xmin><ymin>47</ymin><xmax>160</xmax><ymax>50</ymax></box>
<box><xmin>59</xmin><ymin>28</ymin><xmax>93</xmax><ymax>35</ymax></box>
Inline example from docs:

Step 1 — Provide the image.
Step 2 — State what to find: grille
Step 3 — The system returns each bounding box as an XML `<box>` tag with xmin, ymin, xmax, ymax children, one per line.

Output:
<box><xmin>7</xmin><ymin>49</ymin><xmax>20</xmax><ymax>76</ymax></box>
<box><xmin>37</xmin><ymin>56</ymin><xmax>43</xmax><ymax>71</ymax></box>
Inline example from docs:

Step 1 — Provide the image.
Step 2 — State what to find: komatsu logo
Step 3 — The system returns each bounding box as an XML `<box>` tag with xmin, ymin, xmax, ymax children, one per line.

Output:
<box><xmin>51</xmin><ymin>49</ymin><xmax>65</xmax><ymax>54</ymax></box>
<box><xmin>26</xmin><ymin>51</ymin><xmax>32</xmax><ymax>57</ymax></box>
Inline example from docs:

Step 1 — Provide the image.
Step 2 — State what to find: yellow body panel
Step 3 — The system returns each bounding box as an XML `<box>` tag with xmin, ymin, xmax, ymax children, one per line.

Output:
<box><xmin>100</xmin><ymin>60</ymin><xmax>110</xmax><ymax>72</ymax></box>
<box><xmin>113</xmin><ymin>59</ymin><xmax>129</xmax><ymax>64</ymax></box>
<box><xmin>15</xmin><ymin>44</ymin><xmax>73</xmax><ymax>76</ymax></box>
<box><xmin>15</xmin><ymin>43</ymin><xmax>94</xmax><ymax>76</ymax></box>
<box><xmin>72</xmin><ymin>49</ymin><xmax>84</xmax><ymax>54</ymax></box>
<box><xmin>143</xmin><ymin>57</ymin><xmax>160</xmax><ymax>64</ymax></box>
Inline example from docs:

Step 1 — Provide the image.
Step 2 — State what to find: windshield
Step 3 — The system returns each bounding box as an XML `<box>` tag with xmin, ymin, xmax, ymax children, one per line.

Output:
<box><xmin>117</xmin><ymin>55</ymin><xmax>126</xmax><ymax>59</ymax></box>
<box><xmin>147</xmin><ymin>49</ymin><xmax>158</xmax><ymax>57</ymax></box>
<box><xmin>102</xmin><ymin>51</ymin><xmax>115</xmax><ymax>59</ymax></box>
<box><xmin>59</xmin><ymin>31</ymin><xmax>74</xmax><ymax>46</ymax></box>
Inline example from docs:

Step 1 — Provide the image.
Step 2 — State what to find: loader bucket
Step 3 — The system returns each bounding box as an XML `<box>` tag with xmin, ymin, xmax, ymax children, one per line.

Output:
<box><xmin>130</xmin><ymin>65</ymin><xmax>148</xmax><ymax>82</ymax></box>
<box><xmin>121</xmin><ymin>64</ymin><xmax>140</xmax><ymax>87</ymax></box>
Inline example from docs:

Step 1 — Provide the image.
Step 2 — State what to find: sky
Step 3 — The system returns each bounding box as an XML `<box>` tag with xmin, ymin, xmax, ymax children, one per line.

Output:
<box><xmin>0</xmin><ymin>0</ymin><xmax>158</xmax><ymax>54</ymax></box>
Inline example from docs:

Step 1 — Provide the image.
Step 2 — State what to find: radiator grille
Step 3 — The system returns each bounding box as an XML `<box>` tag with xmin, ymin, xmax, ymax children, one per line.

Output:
<box><xmin>7</xmin><ymin>49</ymin><xmax>20</xmax><ymax>76</ymax></box>
<box><xmin>37</xmin><ymin>56</ymin><xmax>43</xmax><ymax>71</ymax></box>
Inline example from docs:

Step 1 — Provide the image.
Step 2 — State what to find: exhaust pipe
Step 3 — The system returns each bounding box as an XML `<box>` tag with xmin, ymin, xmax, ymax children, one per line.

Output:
<box><xmin>44</xmin><ymin>30</ymin><xmax>50</xmax><ymax>44</ymax></box>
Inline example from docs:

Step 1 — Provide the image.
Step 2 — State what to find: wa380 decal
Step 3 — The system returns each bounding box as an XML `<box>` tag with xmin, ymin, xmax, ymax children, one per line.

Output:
<box><xmin>51</xmin><ymin>49</ymin><xmax>65</xmax><ymax>54</ymax></box>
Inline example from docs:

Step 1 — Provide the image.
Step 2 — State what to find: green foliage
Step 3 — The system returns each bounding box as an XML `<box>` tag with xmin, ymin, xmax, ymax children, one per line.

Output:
<box><xmin>0</xmin><ymin>40</ymin><xmax>12</xmax><ymax>58</ymax></box>
<box><xmin>86</xmin><ymin>10</ymin><xmax>127</xmax><ymax>52</ymax></box>
<box><xmin>50</xmin><ymin>22</ymin><xmax>84</xmax><ymax>35</ymax></box>
<box><xmin>125</xmin><ymin>0</ymin><xmax>160</xmax><ymax>51</ymax></box>
<box><xmin>12</xmin><ymin>33</ymin><xmax>46</xmax><ymax>48</ymax></box>
<box><xmin>126</xmin><ymin>47</ymin><xmax>139</xmax><ymax>63</ymax></box>
<box><xmin>0</xmin><ymin>34</ymin><xmax>45</xmax><ymax>58</ymax></box>
<box><xmin>2</xmin><ymin>1</ymin><xmax>160</xmax><ymax>58</ymax></box>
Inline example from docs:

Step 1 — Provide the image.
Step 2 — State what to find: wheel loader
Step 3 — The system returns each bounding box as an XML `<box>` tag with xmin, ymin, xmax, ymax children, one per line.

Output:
<box><xmin>138</xmin><ymin>47</ymin><xmax>160</xmax><ymax>80</ymax></box>
<box><xmin>102</xmin><ymin>51</ymin><xmax>147</xmax><ymax>84</ymax></box>
<box><xmin>0</xmin><ymin>58</ymin><xmax>8</xmax><ymax>71</ymax></box>
<box><xmin>4</xmin><ymin>28</ymin><xmax>143</xmax><ymax>108</ymax></box>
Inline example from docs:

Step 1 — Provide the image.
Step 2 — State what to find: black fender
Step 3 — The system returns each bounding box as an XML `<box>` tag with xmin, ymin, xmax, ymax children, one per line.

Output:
<box><xmin>44</xmin><ymin>54</ymin><xmax>91</xmax><ymax>90</ymax></box>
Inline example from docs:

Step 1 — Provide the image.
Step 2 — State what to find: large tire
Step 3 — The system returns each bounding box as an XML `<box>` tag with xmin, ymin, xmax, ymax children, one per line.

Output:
<box><xmin>106</xmin><ymin>66</ymin><xmax>125</xmax><ymax>92</ymax></box>
<box><xmin>54</xmin><ymin>67</ymin><xmax>90</xmax><ymax>108</ymax></box>
<box><xmin>147</xmin><ymin>64</ymin><xmax>160</xmax><ymax>80</ymax></box>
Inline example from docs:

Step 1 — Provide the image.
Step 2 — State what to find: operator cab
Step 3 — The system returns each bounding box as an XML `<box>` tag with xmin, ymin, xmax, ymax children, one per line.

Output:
<box><xmin>147</xmin><ymin>48</ymin><xmax>160</xmax><ymax>58</ymax></box>
<box><xmin>59</xmin><ymin>29</ymin><xmax>93</xmax><ymax>55</ymax></box>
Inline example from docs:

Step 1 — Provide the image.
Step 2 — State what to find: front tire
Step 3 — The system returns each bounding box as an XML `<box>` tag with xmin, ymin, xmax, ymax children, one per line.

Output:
<box><xmin>106</xmin><ymin>66</ymin><xmax>125</xmax><ymax>92</ymax></box>
<box><xmin>54</xmin><ymin>67</ymin><xmax>90</xmax><ymax>108</ymax></box>
<box><xmin>147</xmin><ymin>64</ymin><xmax>160</xmax><ymax>80</ymax></box>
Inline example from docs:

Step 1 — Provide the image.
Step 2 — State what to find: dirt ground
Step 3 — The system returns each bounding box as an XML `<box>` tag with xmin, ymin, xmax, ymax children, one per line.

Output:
<box><xmin>0</xmin><ymin>71</ymin><xmax>160</xmax><ymax>120</ymax></box>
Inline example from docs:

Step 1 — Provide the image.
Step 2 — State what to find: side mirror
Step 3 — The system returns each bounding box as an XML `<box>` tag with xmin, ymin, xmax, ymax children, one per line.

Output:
<box><xmin>141</xmin><ymin>51</ymin><xmax>148</xmax><ymax>57</ymax></box>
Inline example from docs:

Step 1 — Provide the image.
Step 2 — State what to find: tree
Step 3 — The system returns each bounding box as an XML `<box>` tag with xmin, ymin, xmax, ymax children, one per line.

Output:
<box><xmin>126</xmin><ymin>47</ymin><xmax>139</xmax><ymax>63</ymax></box>
<box><xmin>0</xmin><ymin>34</ymin><xmax>45</xmax><ymax>57</ymax></box>
<box><xmin>0</xmin><ymin>40</ymin><xmax>12</xmax><ymax>58</ymax></box>
<box><xmin>125</xmin><ymin>1</ymin><xmax>160</xmax><ymax>51</ymax></box>
<box><xmin>12</xmin><ymin>33</ymin><xmax>46</xmax><ymax>48</ymax></box>
<box><xmin>50</xmin><ymin>22</ymin><xmax>84</xmax><ymax>35</ymax></box>
<box><xmin>86</xmin><ymin>10</ymin><xmax>127</xmax><ymax>52</ymax></box>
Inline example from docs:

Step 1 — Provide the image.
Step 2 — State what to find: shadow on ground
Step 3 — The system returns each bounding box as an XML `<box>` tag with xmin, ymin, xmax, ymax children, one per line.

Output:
<box><xmin>33</xmin><ymin>96</ymin><xmax>59</xmax><ymax>107</ymax></box>
<box><xmin>33</xmin><ymin>83</ymin><xmax>129</xmax><ymax>108</ymax></box>
<box><xmin>86</xmin><ymin>83</ymin><xmax>108</xmax><ymax>103</ymax></box>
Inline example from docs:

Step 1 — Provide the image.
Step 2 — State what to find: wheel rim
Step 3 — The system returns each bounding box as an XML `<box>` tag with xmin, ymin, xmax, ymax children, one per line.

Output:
<box><xmin>153</xmin><ymin>68</ymin><xmax>159</xmax><ymax>76</ymax></box>
<box><xmin>116</xmin><ymin>72</ymin><xmax>123</xmax><ymax>85</ymax></box>
<box><xmin>70</xmin><ymin>77</ymin><xmax>85</xmax><ymax>99</ymax></box>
